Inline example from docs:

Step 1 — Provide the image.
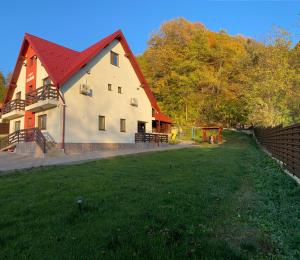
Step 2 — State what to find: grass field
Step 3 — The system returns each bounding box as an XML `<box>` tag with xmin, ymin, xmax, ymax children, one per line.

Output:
<box><xmin>0</xmin><ymin>131</ymin><xmax>299</xmax><ymax>259</ymax></box>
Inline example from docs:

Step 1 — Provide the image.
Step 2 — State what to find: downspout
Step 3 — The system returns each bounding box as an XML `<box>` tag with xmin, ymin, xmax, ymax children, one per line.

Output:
<box><xmin>58</xmin><ymin>89</ymin><xmax>65</xmax><ymax>152</ymax></box>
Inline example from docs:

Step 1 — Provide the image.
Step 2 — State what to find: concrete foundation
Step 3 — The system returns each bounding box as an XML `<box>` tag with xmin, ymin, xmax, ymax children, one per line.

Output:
<box><xmin>62</xmin><ymin>142</ymin><xmax>168</xmax><ymax>154</ymax></box>
<box><xmin>15</xmin><ymin>142</ymin><xmax>44</xmax><ymax>158</ymax></box>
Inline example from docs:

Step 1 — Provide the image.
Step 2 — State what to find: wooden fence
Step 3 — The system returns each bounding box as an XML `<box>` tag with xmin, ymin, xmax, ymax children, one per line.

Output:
<box><xmin>254</xmin><ymin>124</ymin><xmax>300</xmax><ymax>178</ymax></box>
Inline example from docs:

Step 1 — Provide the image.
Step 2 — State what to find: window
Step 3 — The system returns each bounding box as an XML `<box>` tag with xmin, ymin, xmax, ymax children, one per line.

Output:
<box><xmin>98</xmin><ymin>116</ymin><xmax>105</xmax><ymax>131</ymax></box>
<box><xmin>38</xmin><ymin>114</ymin><xmax>47</xmax><ymax>130</ymax></box>
<box><xmin>43</xmin><ymin>77</ymin><xmax>51</xmax><ymax>86</ymax></box>
<box><xmin>108</xmin><ymin>84</ymin><xmax>112</xmax><ymax>91</ymax></box>
<box><xmin>110</xmin><ymin>51</ymin><xmax>119</xmax><ymax>66</ymax></box>
<box><xmin>120</xmin><ymin>119</ymin><xmax>126</xmax><ymax>132</ymax></box>
<box><xmin>15</xmin><ymin>121</ymin><xmax>21</xmax><ymax>131</ymax></box>
<box><xmin>118</xmin><ymin>86</ymin><xmax>122</xmax><ymax>94</ymax></box>
<box><xmin>28</xmin><ymin>85</ymin><xmax>33</xmax><ymax>93</ymax></box>
<box><xmin>15</xmin><ymin>91</ymin><xmax>21</xmax><ymax>100</ymax></box>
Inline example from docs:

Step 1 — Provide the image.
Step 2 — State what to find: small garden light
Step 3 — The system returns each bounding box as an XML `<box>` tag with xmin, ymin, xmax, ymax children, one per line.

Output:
<box><xmin>76</xmin><ymin>196</ymin><xmax>84</xmax><ymax>214</ymax></box>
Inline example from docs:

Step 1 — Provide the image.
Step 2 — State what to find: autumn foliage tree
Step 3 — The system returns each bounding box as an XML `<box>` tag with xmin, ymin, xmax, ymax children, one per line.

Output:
<box><xmin>0</xmin><ymin>71</ymin><xmax>6</xmax><ymax>102</ymax></box>
<box><xmin>138</xmin><ymin>18</ymin><xmax>300</xmax><ymax>127</ymax></box>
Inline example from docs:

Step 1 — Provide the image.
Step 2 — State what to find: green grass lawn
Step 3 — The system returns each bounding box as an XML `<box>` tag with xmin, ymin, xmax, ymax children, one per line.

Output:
<box><xmin>0</xmin><ymin>131</ymin><xmax>299</xmax><ymax>259</ymax></box>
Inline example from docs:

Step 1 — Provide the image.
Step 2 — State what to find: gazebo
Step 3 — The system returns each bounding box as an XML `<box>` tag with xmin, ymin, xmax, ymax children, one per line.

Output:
<box><xmin>200</xmin><ymin>126</ymin><xmax>223</xmax><ymax>143</ymax></box>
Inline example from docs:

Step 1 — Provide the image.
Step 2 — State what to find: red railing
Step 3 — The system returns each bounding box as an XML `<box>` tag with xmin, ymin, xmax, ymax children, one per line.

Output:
<box><xmin>0</xmin><ymin>128</ymin><xmax>46</xmax><ymax>153</ymax></box>
<box><xmin>135</xmin><ymin>133</ymin><xmax>168</xmax><ymax>143</ymax></box>
<box><xmin>26</xmin><ymin>84</ymin><xmax>59</xmax><ymax>106</ymax></box>
<box><xmin>2</xmin><ymin>99</ymin><xmax>26</xmax><ymax>115</ymax></box>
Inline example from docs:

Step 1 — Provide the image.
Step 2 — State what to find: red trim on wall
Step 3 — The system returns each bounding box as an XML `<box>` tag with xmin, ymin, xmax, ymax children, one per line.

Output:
<box><xmin>24</xmin><ymin>46</ymin><xmax>37</xmax><ymax>129</ymax></box>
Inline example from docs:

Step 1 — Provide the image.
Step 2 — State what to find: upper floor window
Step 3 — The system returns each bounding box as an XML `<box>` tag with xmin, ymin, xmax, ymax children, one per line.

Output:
<box><xmin>108</xmin><ymin>84</ymin><xmax>112</xmax><ymax>91</ymax></box>
<box><xmin>43</xmin><ymin>77</ymin><xmax>51</xmax><ymax>86</ymax></box>
<box><xmin>118</xmin><ymin>86</ymin><xmax>122</xmax><ymax>94</ymax></box>
<box><xmin>15</xmin><ymin>91</ymin><xmax>21</xmax><ymax>100</ymax></box>
<box><xmin>110</xmin><ymin>51</ymin><xmax>119</xmax><ymax>66</ymax></box>
<box><xmin>15</xmin><ymin>121</ymin><xmax>21</xmax><ymax>131</ymax></box>
<box><xmin>28</xmin><ymin>85</ymin><xmax>33</xmax><ymax>93</ymax></box>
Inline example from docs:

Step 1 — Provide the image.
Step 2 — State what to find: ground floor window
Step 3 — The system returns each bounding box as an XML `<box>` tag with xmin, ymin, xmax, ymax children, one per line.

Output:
<box><xmin>15</xmin><ymin>121</ymin><xmax>21</xmax><ymax>131</ymax></box>
<box><xmin>99</xmin><ymin>116</ymin><xmax>105</xmax><ymax>131</ymax></box>
<box><xmin>38</xmin><ymin>114</ymin><xmax>47</xmax><ymax>130</ymax></box>
<box><xmin>120</xmin><ymin>119</ymin><xmax>126</xmax><ymax>132</ymax></box>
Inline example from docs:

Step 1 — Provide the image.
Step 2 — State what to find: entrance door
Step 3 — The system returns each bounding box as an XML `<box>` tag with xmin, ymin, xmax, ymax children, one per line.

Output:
<box><xmin>137</xmin><ymin>121</ymin><xmax>146</xmax><ymax>133</ymax></box>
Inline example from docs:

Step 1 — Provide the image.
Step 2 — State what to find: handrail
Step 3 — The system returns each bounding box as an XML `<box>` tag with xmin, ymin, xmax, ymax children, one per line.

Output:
<box><xmin>135</xmin><ymin>132</ymin><xmax>168</xmax><ymax>143</ymax></box>
<box><xmin>26</xmin><ymin>84</ymin><xmax>59</xmax><ymax>106</ymax></box>
<box><xmin>2</xmin><ymin>99</ymin><xmax>26</xmax><ymax>115</ymax></box>
<box><xmin>0</xmin><ymin>128</ymin><xmax>46</xmax><ymax>153</ymax></box>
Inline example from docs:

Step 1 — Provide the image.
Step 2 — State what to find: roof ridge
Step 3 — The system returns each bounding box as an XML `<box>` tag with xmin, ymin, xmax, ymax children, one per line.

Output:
<box><xmin>25</xmin><ymin>33</ymin><xmax>79</xmax><ymax>54</ymax></box>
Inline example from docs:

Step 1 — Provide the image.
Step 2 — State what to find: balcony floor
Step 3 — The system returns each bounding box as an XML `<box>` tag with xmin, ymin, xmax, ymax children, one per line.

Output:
<box><xmin>25</xmin><ymin>99</ymin><xmax>59</xmax><ymax>112</ymax></box>
<box><xmin>1</xmin><ymin>110</ymin><xmax>25</xmax><ymax>120</ymax></box>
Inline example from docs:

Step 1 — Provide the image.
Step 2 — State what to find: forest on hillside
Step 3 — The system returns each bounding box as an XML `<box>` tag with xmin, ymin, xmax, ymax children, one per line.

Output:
<box><xmin>137</xmin><ymin>18</ymin><xmax>300</xmax><ymax>127</ymax></box>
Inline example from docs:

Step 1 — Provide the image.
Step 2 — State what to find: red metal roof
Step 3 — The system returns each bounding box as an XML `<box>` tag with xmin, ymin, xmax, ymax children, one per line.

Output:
<box><xmin>154</xmin><ymin>112</ymin><xmax>172</xmax><ymax>123</ymax></box>
<box><xmin>5</xmin><ymin>30</ymin><xmax>172</xmax><ymax>123</ymax></box>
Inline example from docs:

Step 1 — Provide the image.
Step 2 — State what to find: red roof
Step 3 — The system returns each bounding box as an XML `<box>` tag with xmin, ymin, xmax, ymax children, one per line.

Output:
<box><xmin>154</xmin><ymin>112</ymin><xmax>172</xmax><ymax>123</ymax></box>
<box><xmin>5</xmin><ymin>30</ymin><xmax>172</xmax><ymax>123</ymax></box>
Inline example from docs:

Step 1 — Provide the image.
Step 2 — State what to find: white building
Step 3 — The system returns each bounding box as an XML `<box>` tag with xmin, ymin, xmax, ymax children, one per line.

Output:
<box><xmin>0</xmin><ymin>30</ymin><xmax>172</xmax><ymax>154</ymax></box>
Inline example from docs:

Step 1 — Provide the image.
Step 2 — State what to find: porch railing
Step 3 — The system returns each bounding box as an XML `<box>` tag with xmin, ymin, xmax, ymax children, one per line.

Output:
<box><xmin>26</xmin><ymin>84</ymin><xmax>59</xmax><ymax>106</ymax></box>
<box><xmin>0</xmin><ymin>128</ymin><xmax>46</xmax><ymax>153</ymax></box>
<box><xmin>135</xmin><ymin>133</ymin><xmax>168</xmax><ymax>143</ymax></box>
<box><xmin>2</xmin><ymin>99</ymin><xmax>26</xmax><ymax>115</ymax></box>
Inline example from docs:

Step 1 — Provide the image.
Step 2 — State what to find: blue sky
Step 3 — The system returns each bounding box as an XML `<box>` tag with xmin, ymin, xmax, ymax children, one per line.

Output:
<box><xmin>0</xmin><ymin>0</ymin><xmax>299</xmax><ymax>76</ymax></box>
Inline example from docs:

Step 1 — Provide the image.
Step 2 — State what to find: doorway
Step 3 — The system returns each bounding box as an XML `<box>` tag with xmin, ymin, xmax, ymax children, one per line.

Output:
<box><xmin>137</xmin><ymin>121</ymin><xmax>146</xmax><ymax>133</ymax></box>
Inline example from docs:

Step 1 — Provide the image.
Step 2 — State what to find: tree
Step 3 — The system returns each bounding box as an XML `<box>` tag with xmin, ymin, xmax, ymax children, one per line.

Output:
<box><xmin>0</xmin><ymin>71</ymin><xmax>6</xmax><ymax>102</ymax></box>
<box><xmin>138</xmin><ymin>18</ymin><xmax>299</xmax><ymax>127</ymax></box>
<box><xmin>137</xmin><ymin>18</ymin><xmax>250</xmax><ymax>126</ymax></box>
<box><xmin>244</xmin><ymin>28</ymin><xmax>295</xmax><ymax>127</ymax></box>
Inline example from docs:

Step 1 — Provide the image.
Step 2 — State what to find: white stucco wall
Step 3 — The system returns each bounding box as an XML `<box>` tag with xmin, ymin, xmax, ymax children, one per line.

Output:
<box><xmin>36</xmin><ymin>59</ymin><xmax>51</xmax><ymax>87</ymax></box>
<box><xmin>61</xmin><ymin>40</ymin><xmax>152</xmax><ymax>143</ymax></box>
<box><xmin>9</xmin><ymin>117</ymin><xmax>24</xmax><ymax>133</ymax></box>
<box><xmin>12</xmin><ymin>61</ymin><xmax>26</xmax><ymax>100</ymax></box>
<box><xmin>8</xmin><ymin>61</ymin><xmax>26</xmax><ymax>133</ymax></box>
<box><xmin>6</xmin><ymin>39</ymin><xmax>153</xmax><ymax>144</ymax></box>
<box><xmin>7</xmin><ymin>57</ymin><xmax>62</xmax><ymax>139</ymax></box>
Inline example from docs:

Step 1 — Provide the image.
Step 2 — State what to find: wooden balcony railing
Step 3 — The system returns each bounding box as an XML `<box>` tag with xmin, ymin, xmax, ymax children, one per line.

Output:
<box><xmin>135</xmin><ymin>133</ymin><xmax>168</xmax><ymax>143</ymax></box>
<box><xmin>0</xmin><ymin>127</ymin><xmax>46</xmax><ymax>153</ymax></box>
<box><xmin>26</xmin><ymin>84</ymin><xmax>59</xmax><ymax>106</ymax></box>
<box><xmin>2</xmin><ymin>99</ymin><xmax>26</xmax><ymax>115</ymax></box>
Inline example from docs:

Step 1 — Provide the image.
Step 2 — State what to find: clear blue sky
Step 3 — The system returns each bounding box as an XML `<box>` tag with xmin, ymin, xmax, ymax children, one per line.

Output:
<box><xmin>0</xmin><ymin>0</ymin><xmax>299</xmax><ymax>77</ymax></box>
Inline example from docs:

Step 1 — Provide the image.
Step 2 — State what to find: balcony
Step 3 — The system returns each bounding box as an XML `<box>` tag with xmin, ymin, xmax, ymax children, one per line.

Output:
<box><xmin>25</xmin><ymin>85</ymin><xmax>59</xmax><ymax>112</ymax></box>
<box><xmin>1</xmin><ymin>99</ymin><xmax>25</xmax><ymax>120</ymax></box>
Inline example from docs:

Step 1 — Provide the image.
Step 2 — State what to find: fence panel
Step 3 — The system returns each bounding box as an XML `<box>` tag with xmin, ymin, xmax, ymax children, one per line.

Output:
<box><xmin>254</xmin><ymin>124</ymin><xmax>300</xmax><ymax>178</ymax></box>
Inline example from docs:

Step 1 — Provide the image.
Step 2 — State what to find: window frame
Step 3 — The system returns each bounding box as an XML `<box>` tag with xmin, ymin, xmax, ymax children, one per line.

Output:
<box><xmin>43</xmin><ymin>77</ymin><xmax>51</xmax><ymax>86</ymax></box>
<box><xmin>110</xmin><ymin>51</ymin><xmax>119</xmax><ymax>67</ymax></box>
<box><xmin>38</xmin><ymin>114</ymin><xmax>47</xmax><ymax>130</ymax></box>
<box><xmin>15</xmin><ymin>91</ymin><xmax>21</xmax><ymax>100</ymax></box>
<box><xmin>98</xmin><ymin>115</ymin><xmax>106</xmax><ymax>131</ymax></box>
<box><xmin>15</xmin><ymin>121</ymin><xmax>21</xmax><ymax>131</ymax></box>
<box><xmin>120</xmin><ymin>118</ymin><xmax>126</xmax><ymax>132</ymax></box>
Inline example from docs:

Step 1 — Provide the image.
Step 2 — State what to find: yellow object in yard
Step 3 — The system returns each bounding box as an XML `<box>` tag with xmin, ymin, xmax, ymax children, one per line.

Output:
<box><xmin>171</xmin><ymin>128</ymin><xmax>177</xmax><ymax>140</ymax></box>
